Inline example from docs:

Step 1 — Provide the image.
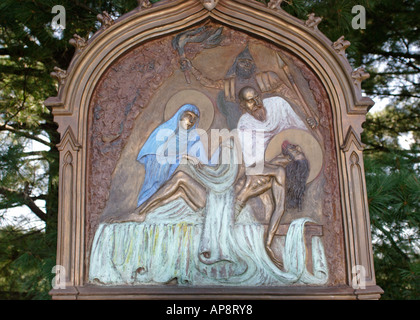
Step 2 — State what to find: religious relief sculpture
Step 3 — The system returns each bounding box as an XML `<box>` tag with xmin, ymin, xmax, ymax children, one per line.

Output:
<box><xmin>47</xmin><ymin>0</ymin><xmax>382</xmax><ymax>299</ymax></box>
<box><xmin>88</xmin><ymin>24</ymin><xmax>332</xmax><ymax>287</ymax></box>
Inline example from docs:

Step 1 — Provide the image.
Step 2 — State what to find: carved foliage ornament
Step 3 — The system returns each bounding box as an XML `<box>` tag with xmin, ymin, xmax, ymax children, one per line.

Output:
<box><xmin>69</xmin><ymin>34</ymin><xmax>87</xmax><ymax>51</ymax></box>
<box><xmin>50</xmin><ymin>66</ymin><xmax>67</xmax><ymax>86</ymax></box>
<box><xmin>97</xmin><ymin>11</ymin><xmax>114</xmax><ymax>29</ymax></box>
<box><xmin>352</xmin><ymin>67</ymin><xmax>370</xmax><ymax>86</ymax></box>
<box><xmin>333</xmin><ymin>36</ymin><xmax>351</xmax><ymax>56</ymax></box>
<box><xmin>138</xmin><ymin>0</ymin><xmax>152</xmax><ymax>10</ymax></box>
<box><xmin>305</xmin><ymin>13</ymin><xmax>323</xmax><ymax>30</ymax></box>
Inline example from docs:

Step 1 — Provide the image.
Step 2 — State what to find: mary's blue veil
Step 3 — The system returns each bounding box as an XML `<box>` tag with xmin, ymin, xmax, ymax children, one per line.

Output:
<box><xmin>136</xmin><ymin>104</ymin><xmax>202</xmax><ymax>208</ymax></box>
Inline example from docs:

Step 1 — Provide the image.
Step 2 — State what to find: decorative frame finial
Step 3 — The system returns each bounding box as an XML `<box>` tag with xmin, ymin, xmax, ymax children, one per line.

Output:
<box><xmin>200</xmin><ymin>0</ymin><xmax>220</xmax><ymax>11</ymax></box>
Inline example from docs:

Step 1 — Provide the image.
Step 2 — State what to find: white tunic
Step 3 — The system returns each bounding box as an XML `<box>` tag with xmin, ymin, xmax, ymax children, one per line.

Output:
<box><xmin>237</xmin><ymin>96</ymin><xmax>307</xmax><ymax>167</ymax></box>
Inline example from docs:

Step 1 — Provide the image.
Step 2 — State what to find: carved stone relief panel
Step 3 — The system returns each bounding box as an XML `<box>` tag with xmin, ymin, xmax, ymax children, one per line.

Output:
<box><xmin>86</xmin><ymin>23</ymin><xmax>346</xmax><ymax>287</ymax></box>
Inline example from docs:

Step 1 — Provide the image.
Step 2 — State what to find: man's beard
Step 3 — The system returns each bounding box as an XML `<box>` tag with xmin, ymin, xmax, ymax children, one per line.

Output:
<box><xmin>251</xmin><ymin>105</ymin><xmax>266</xmax><ymax>122</ymax></box>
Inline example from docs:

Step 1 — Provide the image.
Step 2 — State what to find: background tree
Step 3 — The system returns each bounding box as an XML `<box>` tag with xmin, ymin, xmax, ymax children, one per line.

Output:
<box><xmin>0</xmin><ymin>0</ymin><xmax>418</xmax><ymax>299</ymax></box>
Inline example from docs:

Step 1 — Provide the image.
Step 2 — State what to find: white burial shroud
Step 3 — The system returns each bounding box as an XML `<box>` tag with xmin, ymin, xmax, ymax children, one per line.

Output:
<box><xmin>89</xmin><ymin>142</ymin><xmax>328</xmax><ymax>286</ymax></box>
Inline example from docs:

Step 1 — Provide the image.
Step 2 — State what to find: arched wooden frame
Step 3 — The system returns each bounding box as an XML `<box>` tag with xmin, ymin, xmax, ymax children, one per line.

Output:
<box><xmin>46</xmin><ymin>0</ymin><xmax>382</xmax><ymax>299</ymax></box>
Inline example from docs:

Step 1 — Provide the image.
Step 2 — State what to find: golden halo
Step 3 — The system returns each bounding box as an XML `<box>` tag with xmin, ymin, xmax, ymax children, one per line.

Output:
<box><xmin>164</xmin><ymin>90</ymin><xmax>214</xmax><ymax>132</ymax></box>
<box><xmin>265</xmin><ymin>129</ymin><xmax>323</xmax><ymax>183</ymax></box>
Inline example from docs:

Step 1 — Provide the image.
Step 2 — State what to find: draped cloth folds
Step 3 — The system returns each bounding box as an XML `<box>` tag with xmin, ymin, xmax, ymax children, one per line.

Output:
<box><xmin>189</xmin><ymin>139</ymin><xmax>248</xmax><ymax>279</ymax></box>
<box><xmin>89</xmin><ymin>141</ymin><xmax>328</xmax><ymax>286</ymax></box>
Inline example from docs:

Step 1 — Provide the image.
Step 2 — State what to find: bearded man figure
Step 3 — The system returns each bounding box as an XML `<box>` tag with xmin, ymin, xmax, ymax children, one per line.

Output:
<box><xmin>236</xmin><ymin>86</ymin><xmax>307</xmax><ymax>169</ymax></box>
<box><xmin>183</xmin><ymin>45</ymin><xmax>294</xmax><ymax>129</ymax></box>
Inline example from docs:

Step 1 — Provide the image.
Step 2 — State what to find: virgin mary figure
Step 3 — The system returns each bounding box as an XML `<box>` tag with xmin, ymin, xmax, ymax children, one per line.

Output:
<box><xmin>136</xmin><ymin>104</ymin><xmax>209</xmax><ymax>208</ymax></box>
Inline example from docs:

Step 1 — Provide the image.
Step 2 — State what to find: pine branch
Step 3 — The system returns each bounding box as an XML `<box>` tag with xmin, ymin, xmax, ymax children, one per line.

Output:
<box><xmin>0</xmin><ymin>124</ymin><xmax>54</xmax><ymax>148</ymax></box>
<box><xmin>22</xmin><ymin>151</ymin><xmax>49</xmax><ymax>158</ymax></box>
<box><xmin>372</xmin><ymin>71</ymin><xmax>419</xmax><ymax>76</ymax></box>
<box><xmin>73</xmin><ymin>0</ymin><xmax>101</xmax><ymax>15</ymax></box>
<box><xmin>374</xmin><ymin>222</ymin><xmax>412</xmax><ymax>263</ymax></box>
<box><xmin>0</xmin><ymin>186</ymin><xmax>47</xmax><ymax>222</ymax></box>
<box><xmin>382</xmin><ymin>93</ymin><xmax>420</xmax><ymax>99</ymax></box>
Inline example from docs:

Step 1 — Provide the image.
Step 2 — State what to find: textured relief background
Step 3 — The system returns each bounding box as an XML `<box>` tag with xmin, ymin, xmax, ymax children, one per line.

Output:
<box><xmin>86</xmin><ymin>23</ymin><xmax>346</xmax><ymax>285</ymax></box>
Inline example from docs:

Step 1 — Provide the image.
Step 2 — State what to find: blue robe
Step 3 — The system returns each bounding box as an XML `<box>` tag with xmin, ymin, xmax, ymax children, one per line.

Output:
<box><xmin>136</xmin><ymin>104</ymin><xmax>207</xmax><ymax>208</ymax></box>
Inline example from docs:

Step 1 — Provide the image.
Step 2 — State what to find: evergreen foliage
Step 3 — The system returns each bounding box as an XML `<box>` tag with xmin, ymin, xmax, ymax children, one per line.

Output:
<box><xmin>0</xmin><ymin>0</ymin><xmax>418</xmax><ymax>299</ymax></box>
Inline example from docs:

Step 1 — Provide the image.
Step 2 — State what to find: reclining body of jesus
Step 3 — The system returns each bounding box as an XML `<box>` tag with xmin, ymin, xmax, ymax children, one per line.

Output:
<box><xmin>131</xmin><ymin>140</ymin><xmax>309</xmax><ymax>269</ymax></box>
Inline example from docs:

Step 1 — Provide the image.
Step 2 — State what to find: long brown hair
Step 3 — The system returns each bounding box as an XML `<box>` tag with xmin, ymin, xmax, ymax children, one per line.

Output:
<box><xmin>282</xmin><ymin>142</ymin><xmax>310</xmax><ymax>211</ymax></box>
